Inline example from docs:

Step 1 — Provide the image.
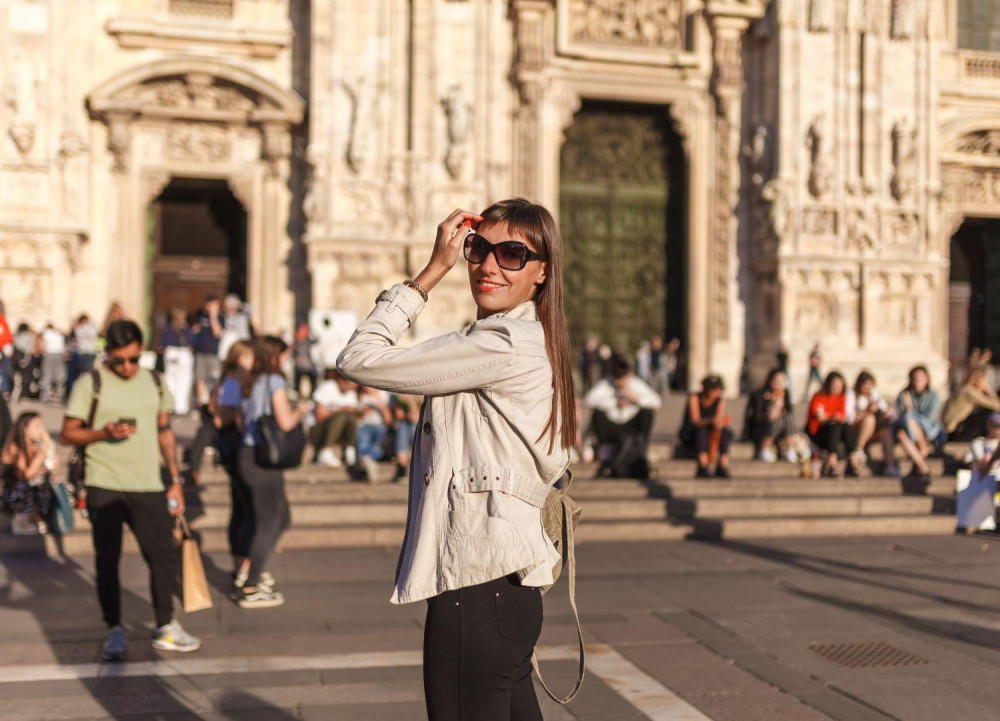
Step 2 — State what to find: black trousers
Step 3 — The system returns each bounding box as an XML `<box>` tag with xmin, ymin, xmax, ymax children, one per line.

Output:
<box><xmin>424</xmin><ymin>575</ymin><xmax>543</xmax><ymax>721</ymax></box>
<box><xmin>949</xmin><ymin>407</ymin><xmax>995</xmax><ymax>443</ymax></box>
<box><xmin>87</xmin><ymin>486</ymin><xmax>175</xmax><ymax>629</ymax></box>
<box><xmin>592</xmin><ymin>408</ymin><xmax>654</xmax><ymax>452</ymax></box>
<box><xmin>185</xmin><ymin>407</ymin><xmax>218</xmax><ymax>474</ymax></box>
<box><xmin>226</xmin><ymin>464</ymin><xmax>254</xmax><ymax>559</ymax></box>
<box><xmin>810</xmin><ymin>422</ymin><xmax>856</xmax><ymax>456</ymax></box>
<box><xmin>236</xmin><ymin>447</ymin><xmax>290</xmax><ymax>587</ymax></box>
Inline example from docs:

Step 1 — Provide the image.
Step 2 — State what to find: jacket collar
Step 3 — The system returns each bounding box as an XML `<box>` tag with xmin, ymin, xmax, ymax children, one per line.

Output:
<box><xmin>494</xmin><ymin>300</ymin><xmax>538</xmax><ymax>322</ymax></box>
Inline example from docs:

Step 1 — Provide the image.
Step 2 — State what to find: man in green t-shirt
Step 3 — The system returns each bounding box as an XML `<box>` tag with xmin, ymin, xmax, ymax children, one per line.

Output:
<box><xmin>62</xmin><ymin>320</ymin><xmax>200</xmax><ymax>661</ymax></box>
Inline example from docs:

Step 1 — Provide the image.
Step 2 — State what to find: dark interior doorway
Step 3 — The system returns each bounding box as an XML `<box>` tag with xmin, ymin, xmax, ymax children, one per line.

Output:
<box><xmin>558</xmin><ymin>99</ymin><xmax>686</xmax><ymax>356</ymax></box>
<box><xmin>147</xmin><ymin>177</ymin><xmax>247</xmax><ymax>335</ymax></box>
<box><xmin>949</xmin><ymin>217</ymin><xmax>1000</xmax><ymax>368</ymax></box>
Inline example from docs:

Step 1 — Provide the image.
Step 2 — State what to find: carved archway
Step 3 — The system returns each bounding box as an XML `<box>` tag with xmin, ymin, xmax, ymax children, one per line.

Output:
<box><xmin>85</xmin><ymin>59</ymin><xmax>304</xmax><ymax>333</ymax></box>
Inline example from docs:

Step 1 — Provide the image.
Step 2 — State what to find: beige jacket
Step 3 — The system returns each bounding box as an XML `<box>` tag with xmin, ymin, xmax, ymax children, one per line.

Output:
<box><xmin>337</xmin><ymin>284</ymin><xmax>569</xmax><ymax>604</ymax></box>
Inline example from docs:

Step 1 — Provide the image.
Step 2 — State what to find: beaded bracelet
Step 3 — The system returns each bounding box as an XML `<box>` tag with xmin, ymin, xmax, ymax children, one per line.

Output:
<box><xmin>403</xmin><ymin>279</ymin><xmax>429</xmax><ymax>302</ymax></box>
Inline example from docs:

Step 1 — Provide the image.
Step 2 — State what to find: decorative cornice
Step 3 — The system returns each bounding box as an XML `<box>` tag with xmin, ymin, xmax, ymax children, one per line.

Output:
<box><xmin>105</xmin><ymin>17</ymin><xmax>291</xmax><ymax>59</ymax></box>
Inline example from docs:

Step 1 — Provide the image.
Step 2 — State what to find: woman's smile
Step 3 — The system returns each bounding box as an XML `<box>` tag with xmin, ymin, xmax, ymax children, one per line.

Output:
<box><xmin>474</xmin><ymin>277</ymin><xmax>506</xmax><ymax>292</ymax></box>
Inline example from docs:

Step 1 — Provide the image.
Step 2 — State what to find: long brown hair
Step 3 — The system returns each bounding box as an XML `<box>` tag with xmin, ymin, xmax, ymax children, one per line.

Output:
<box><xmin>478</xmin><ymin>198</ymin><xmax>577</xmax><ymax>451</ymax></box>
<box><xmin>1</xmin><ymin>411</ymin><xmax>41</xmax><ymax>475</ymax></box>
<box><xmin>242</xmin><ymin>335</ymin><xmax>287</xmax><ymax>397</ymax></box>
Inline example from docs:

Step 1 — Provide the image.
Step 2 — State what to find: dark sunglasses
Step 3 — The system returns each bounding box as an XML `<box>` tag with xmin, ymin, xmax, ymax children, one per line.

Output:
<box><xmin>106</xmin><ymin>355</ymin><xmax>142</xmax><ymax>368</ymax></box>
<box><xmin>463</xmin><ymin>233</ymin><xmax>541</xmax><ymax>271</ymax></box>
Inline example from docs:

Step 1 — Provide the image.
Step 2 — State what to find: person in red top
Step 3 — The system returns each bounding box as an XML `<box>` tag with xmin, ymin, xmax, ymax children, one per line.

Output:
<box><xmin>807</xmin><ymin>371</ymin><xmax>858</xmax><ymax>477</ymax></box>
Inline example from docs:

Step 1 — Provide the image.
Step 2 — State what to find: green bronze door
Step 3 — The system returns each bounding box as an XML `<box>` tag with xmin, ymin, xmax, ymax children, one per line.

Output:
<box><xmin>559</xmin><ymin>101</ymin><xmax>684</xmax><ymax>354</ymax></box>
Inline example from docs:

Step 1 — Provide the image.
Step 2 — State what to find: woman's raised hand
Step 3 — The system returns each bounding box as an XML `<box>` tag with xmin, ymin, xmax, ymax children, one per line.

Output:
<box><xmin>413</xmin><ymin>209</ymin><xmax>483</xmax><ymax>295</ymax></box>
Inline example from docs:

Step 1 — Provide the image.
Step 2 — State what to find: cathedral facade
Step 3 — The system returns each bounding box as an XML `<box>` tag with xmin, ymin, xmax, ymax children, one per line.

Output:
<box><xmin>1</xmin><ymin>0</ymin><xmax>997</xmax><ymax>392</ymax></box>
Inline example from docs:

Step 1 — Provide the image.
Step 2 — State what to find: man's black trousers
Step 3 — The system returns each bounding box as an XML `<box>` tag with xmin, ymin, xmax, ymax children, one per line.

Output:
<box><xmin>87</xmin><ymin>486</ymin><xmax>175</xmax><ymax>629</ymax></box>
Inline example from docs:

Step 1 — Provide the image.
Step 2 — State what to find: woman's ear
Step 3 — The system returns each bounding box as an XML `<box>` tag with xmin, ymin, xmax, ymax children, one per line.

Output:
<box><xmin>535</xmin><ymin>262</ymin><xmax>547</xmax><ymax>287</ymax></box>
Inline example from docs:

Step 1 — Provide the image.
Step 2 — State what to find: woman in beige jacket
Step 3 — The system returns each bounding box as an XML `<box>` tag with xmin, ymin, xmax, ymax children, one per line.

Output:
<box><xmin>945</xmin><ymin>366</ymin><xmax>1000</xmax><ymax>442</ymax></box>
<box><xmin>338</xmin><ymin>199</ymin><xmax>576</xmax><ymax>721</ymax></box>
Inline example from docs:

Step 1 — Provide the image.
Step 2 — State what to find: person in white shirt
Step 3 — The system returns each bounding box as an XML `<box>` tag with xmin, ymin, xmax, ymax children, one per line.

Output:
<box><xmin>308</xmin><ymin>369</ymin><xmax>360</xmax><ymax>467</ymax></box>
<box><xmin>845</xmin><ymin>370</ymin><xmax>895</xmax><ymax>476</ymax></box>
<box><xmin>40</xmin><ymin>324</ymin><xmax>67</xmax><ymax>403</ymax></box>
<box><xmin>585</xmin><ymin>356</ymin><xmax>661</xmax><ymax>478</ymax></box>
<box><xmin>965</xmin><ymin>412</ymin><xmax>1000</xmax><ymax>477</ymax></box>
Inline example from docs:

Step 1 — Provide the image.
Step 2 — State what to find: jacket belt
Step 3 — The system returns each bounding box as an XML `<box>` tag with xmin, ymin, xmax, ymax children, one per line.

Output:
<box><xmin>461</xmin><ymin>466</ymin><xmax>551</xmax><ymax>508</ymax></box>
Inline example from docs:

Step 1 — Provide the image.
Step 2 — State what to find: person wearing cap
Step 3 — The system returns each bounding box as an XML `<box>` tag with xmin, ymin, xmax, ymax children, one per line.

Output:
<box><xmin>585</xmin><ymin>354</ymin><xmax>661</xmax><ymax>479</ymax></box>
<box><xmin>193</xmin><ymin>294</ymin><xmax>224</xmax><ymax>407</ymax></box>
<box><xmin>218</xmin><ymin>294</ymin><xmax>252</xmax><ymax>362</ymax></box>
<box><xmin>944</xmin><ymin>366</ymin><xmax>1000</xmax><ymax>442</ymax></box>
<box><xmin>678</xmin><ymin>374</ymin><xmax>734</xmax><ymax>478</ymax></box>
<box><xmin>964</xmin><ymin>412</ymin><xmax>1000</xmax><ymax>478</ymax></box>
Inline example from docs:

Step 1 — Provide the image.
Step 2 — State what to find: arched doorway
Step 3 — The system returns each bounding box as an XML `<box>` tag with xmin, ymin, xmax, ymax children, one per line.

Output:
<box><xmin>148</xmin><ymin>177</ymin><xmax>247</xmax><ymax>335</ymax></box>
<box><xmin>949</xmin><ymin>218</ymin><xmax>1000</xmax><ymax>367</ymax></box>
<box><xmin>558</xmin><ymin>100</ymin><xmax>686</xmax><ymax>355</ymax></box>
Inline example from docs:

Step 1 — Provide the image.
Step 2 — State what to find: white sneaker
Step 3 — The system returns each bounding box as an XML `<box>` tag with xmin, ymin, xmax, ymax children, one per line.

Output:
<box><xmin>756</xmin><ymin>448</ymin><xmax>777</xmax><ymax>463</ymax></box>
<box><xmin>784</xmin><ymin>448</ymin><xmax>799</xmax><ymax>463</ymax></box>
<box><xmin>361</xmin><ymin>456</ymin><xmax>379</xmax><ymax>483</ymax></box>
<box><xmin>344</xmin><ymin>446</ymin><xmax>357</xmax><ymax>466</ymax></box>
<box><xmin>152</xmin><ymin>620</ymin><xmax>201</xmax><ymax>653</ymax></box>
<box><xmin>316</xmin><ymin>448</ymin><xmax>342</xmax><ymax>467</ymax></box>
<box><xmin>581</xmin><ymin>445</ymin><xmax>595</xmax><ymax>464</ymax></box>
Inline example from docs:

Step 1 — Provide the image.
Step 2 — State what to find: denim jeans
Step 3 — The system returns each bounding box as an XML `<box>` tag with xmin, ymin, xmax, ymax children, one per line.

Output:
<box><xmin>356</xmin><ymin>424</ymin><xmax>388</xmax><ymax>461</ymax></box>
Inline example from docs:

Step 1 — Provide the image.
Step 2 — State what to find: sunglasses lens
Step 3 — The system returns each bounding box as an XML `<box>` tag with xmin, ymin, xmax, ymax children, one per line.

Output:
<box><xmin>496</xmin><ymin>243</ymin><xmax>527</xmax><ymax>269</ymax></box>
<box><xmin>464</xmin><ymin>235</ymin><xmax>488</xmax><ymax>263</ymax></box>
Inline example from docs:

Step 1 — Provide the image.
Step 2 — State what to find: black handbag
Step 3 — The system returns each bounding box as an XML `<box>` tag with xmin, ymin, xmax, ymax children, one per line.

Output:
<box><xmin>254</xmin><ymin>375</ymin><xmax>306</xmax><ymax>469</ymax></box>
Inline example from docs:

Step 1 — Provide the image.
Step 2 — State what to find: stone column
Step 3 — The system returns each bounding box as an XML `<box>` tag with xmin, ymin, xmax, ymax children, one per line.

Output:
<box><xmin>259</xmin><ymin>122</ymin><xmax>293</xmax><ymax>333</ymax></box>
<box><xmin>705</xmin><ymin>2</ymin><xmax>766</xmax><ymax>391</ymax></box>
<box><xmin>510</xmin><ymin>0</ymin><xmax>553</xmax><ymax>201</ymax></box>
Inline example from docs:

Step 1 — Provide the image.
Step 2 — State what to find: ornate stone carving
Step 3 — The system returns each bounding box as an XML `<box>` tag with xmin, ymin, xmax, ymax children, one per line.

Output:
<box><xmin>795</xmin><ymin>292</ymin><xmax>839</xmax><ymax>336</ymax></box>
<box><xmin>890</xmin><ymin>119</ymin><xmax>916</xmax><ymax>202</ymax></box>
<box><xmin>141</xmin><ymin>171</ymin><xmax>172</xmax><ymax>204</ymax></box>
<box><xmin>877</xmin><ymin>294</ymin><xmax>919</xmax><ymax>335</ymax></box>
<box><xmin>227</xmin><ymin>176</ymin><xmax>254</xmax><ymax>209</ymax></box>
<box><xmin>441</xmin><ymin>84</ymin><xmax>474</xmax><ymax>179</ymax></box>
<box><xmin>808</xmin><ymin>0</ymin><xmax>833</xmax><ymax>32</ymax></box>
<box><xmin>801</xmin><ymin>208</ymin><xmax>837</xmax><ymax>236</ymax></box>
<box><xmin>881</xmin><ymin>211</ymin><xmax>921</xmax><ymax>248</ymax></box>
<box><xmin>890</xmin><ymin>0</ymin><xmax>913</xmax><ymax>39</ymax></box>
<box><xmin>806</xmin><ymin>115</ymin><xmax>833</xmax><ymax>199</ymax></box>
<box><xmin>4</xmin><ymin>55</ymin><xmax>37</xmax><ymax>159</ymax></box>
<box><xmin>343</xmin><ymin>77</ymin><xmax>374</xmax><ymax>174</ymax></box>
<box><xmin>302</xmin><ymin>161</ymin><xmax>328</xmax><ymax>229</ymax></box>
<box><xmin>744</xmin><ymin>122</ymin><xmax>772</xmax><ymax>187</ymax></box>
<box><xmin>569</xmin><ymin>0</ymin><xmax>683</xmax><ymax>49</ymax></box>
<box><xmin>166</xmin><ymin>122</ymin><xmax>230</xmax><ymax>162</ymax></box>
<box><xmin>127</xmin><ymin>74</ymin><xmax>257</xmax><ymax>113</ymax></box>
<box><xmin>261</xmin><ymin>123</ymin><xmax>290</xmax><ymax>176</ymax></box>
<box><xmin>845</xmin><ymin>200</ymin><xmax>879</xmax><ymax>251</ymax></box>
<box><xmin>760</xmin><ymin>178</ymin><xmax>793</xmax><ymax>242</ymax></box>
<box><xmin>107</xmin><ymin>115</ymin><xmax>133</xmax><ymax>174</ymax></box>
<box><xmin>385</xmin><ymin>156</ymin><xmax>429</xmax><ymax>231</ymax></box>
<box><xmin>942</xmin><ymin>166</ymin><xmax>1000</xmax><ymax>205</ymax></box>
<box><xmin>950</xmin><ymin>130</ymin><xmax>1000</xmax><ymax>157</ymax></box>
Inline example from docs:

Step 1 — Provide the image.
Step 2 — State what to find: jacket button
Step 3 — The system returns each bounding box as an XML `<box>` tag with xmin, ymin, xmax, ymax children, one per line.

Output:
<box><xmin>423</xmin><ymin>472</ymin><xmax>431</xmax><ymax>485</ymax></box>
<box><xmin>423</xmin><ymin>422</ymin><xmax>431</xmax><ymax>435</ymax></box>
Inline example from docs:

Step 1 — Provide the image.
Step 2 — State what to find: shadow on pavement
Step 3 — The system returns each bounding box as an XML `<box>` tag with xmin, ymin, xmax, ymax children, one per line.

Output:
<box><xmin>0</xmin><ymin>554</ymin><xmax>199</xmax><ymax>719</ymax></box>
<box><xmin>712</xmin><ymin>538</ymin><xmax>1000</xmax><ymax>651</ymax></box>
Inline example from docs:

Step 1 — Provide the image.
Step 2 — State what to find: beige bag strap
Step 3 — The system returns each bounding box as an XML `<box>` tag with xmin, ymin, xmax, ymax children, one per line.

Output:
<box><xmin>531</xmin><ymin>495</ymin><xmax>585</xmax><ymax>704</ymax></box>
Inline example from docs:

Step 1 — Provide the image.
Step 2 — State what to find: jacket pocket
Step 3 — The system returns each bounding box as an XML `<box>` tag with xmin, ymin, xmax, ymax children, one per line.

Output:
<box><xmin>495</xmin><ymin>582</ymin><xmax>543</xmax><ymax>644</ymax></box>
<box><xmin>444</xmin><ymin>511</ymin><xmax>517</xmax><ymax>546</ymax></box>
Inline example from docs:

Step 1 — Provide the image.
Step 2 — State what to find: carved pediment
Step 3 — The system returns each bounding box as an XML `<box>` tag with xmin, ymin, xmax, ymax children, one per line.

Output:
<box><xmin>122</xmin><ymin>75</ymin><xmax>264</xmax><ymax>116</ymax></box>
<box><xmin>88</xmin><ymin>58</ymin><xmax>304</xmax><ymax>125</ymax></box>
<box><xmin>949</xmin><ymin>129</ymin><xmax>1000</xmax><ymax>157</ymax></box>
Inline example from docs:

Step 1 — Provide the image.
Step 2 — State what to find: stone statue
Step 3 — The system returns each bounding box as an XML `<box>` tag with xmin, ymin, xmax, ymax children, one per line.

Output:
<box><xmin>891</xmin><ymin>0</ymin><xmax>913</xmax><ymax>39</ymax></box>
<box><xmin>890</xmin><ymin>119</ymin><xmax>916</xmax><ymax>201</ymax></box>
<box><xmin>344</xmin><ymin>77</ymin><xmax>374</xmax><ymax>174</ymax></box>
<box><xmin>808</xmin><ymin>0</ymin><xmax>833</xmax><ymax>32</ymax></box>
<box><xmin>441</xmin><ymin>84</ymin><xmax>473</xmax><ymax>179</ymax></box>
<box><xmin>806</xmin><ymin>115</ymin><xmax>833</xmax><ymax>199</ymax></box>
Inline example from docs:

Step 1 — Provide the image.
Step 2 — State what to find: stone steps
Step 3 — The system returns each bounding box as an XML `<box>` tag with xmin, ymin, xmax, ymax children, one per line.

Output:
<box><xmin>0</xmin><ymin>449</ymin><xmax>963</xmax><ymax>556</ymax></box>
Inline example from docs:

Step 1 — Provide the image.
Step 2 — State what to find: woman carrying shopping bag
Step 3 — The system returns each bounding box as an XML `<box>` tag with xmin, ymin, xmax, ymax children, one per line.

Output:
<box><xmin>338</xmin><ymin>199</ymin><xmax>577</xmax><ymax>721</ymax></box>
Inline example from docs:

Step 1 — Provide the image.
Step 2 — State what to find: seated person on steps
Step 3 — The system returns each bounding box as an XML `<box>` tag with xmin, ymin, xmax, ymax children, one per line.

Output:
<box><xmin>308</xmin><ymin>369</ymin><xmax>360</xmax><ymax>468</ymax></box>
<box><xmin>679</xmin><ymin>374</ymin><xmax>733</xmax><ymax>479</ymax></box>
<box><xmin>585</xmin><ymin>356</ymin><xmax>661</xmax><ymax>479</ymax></box>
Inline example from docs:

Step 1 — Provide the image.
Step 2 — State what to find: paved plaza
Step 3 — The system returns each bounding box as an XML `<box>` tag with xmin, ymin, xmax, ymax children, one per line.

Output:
<box><xmin>2</xmin><ymin>533</ymin><xmax>1000</xmax><ymax>720</ymax></box>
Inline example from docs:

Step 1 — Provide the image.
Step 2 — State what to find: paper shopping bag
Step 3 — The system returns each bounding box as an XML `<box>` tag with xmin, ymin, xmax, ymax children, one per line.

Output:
<box><xmin>175</xmin><ymin>517</ymin><xmax>214</xmax><ymax>613</ymax></box>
